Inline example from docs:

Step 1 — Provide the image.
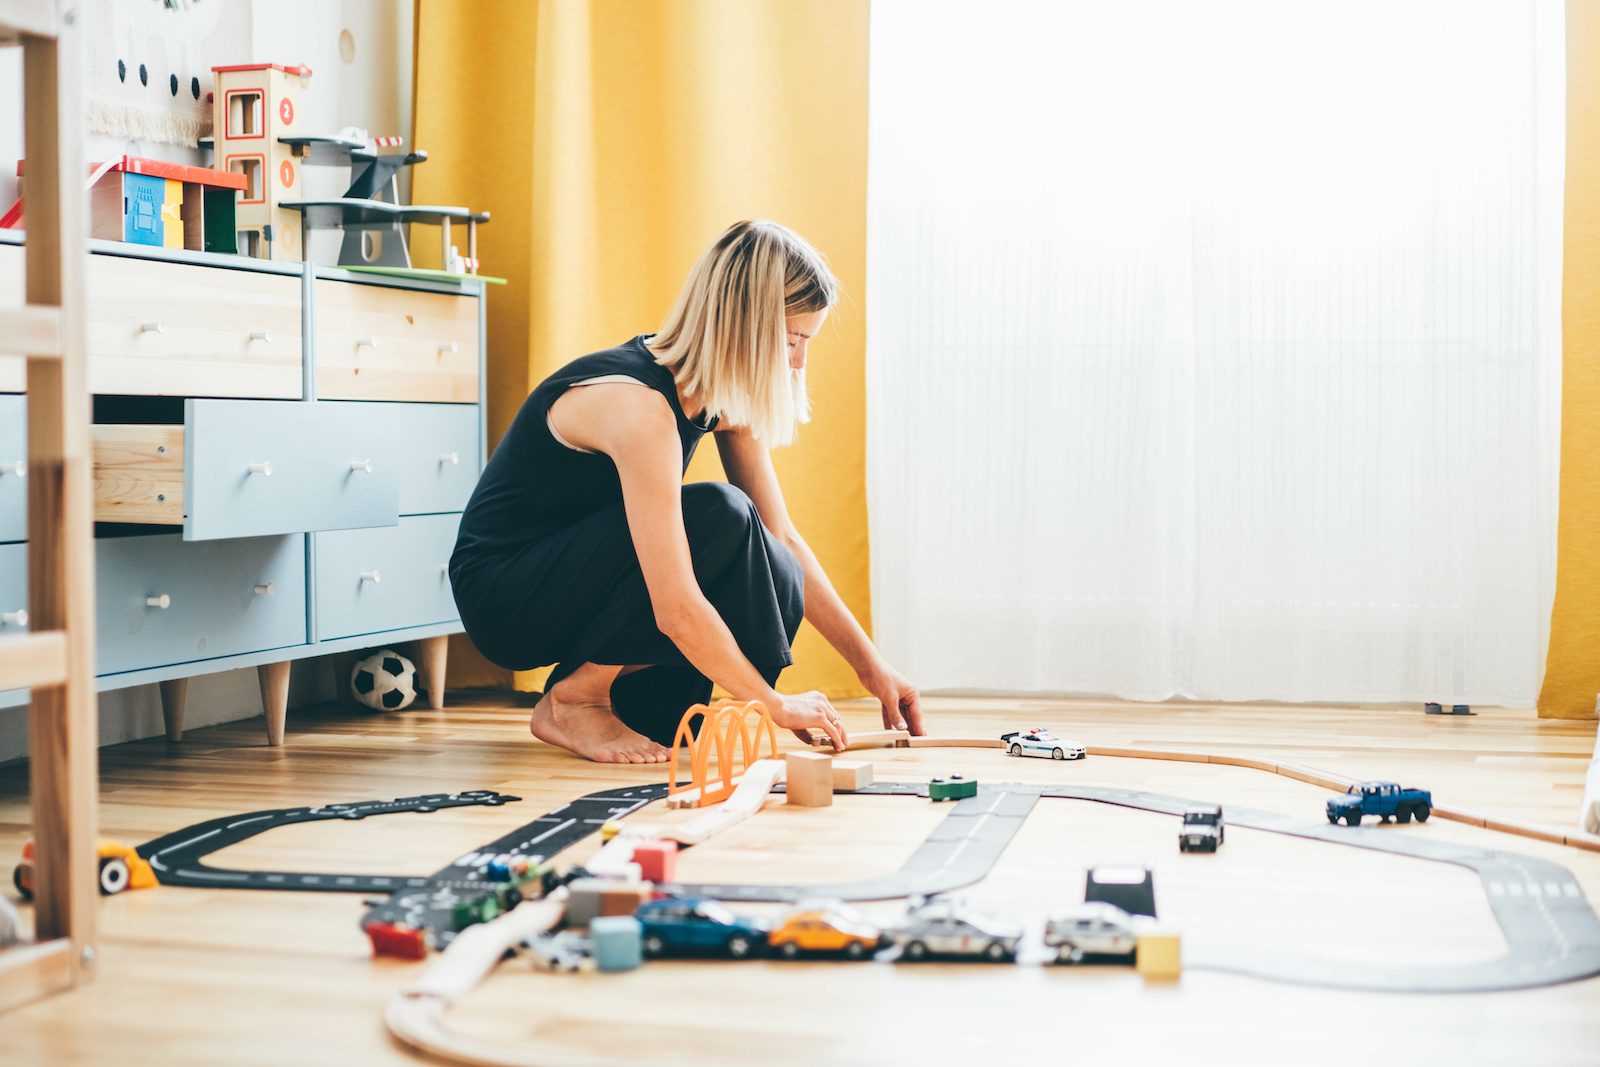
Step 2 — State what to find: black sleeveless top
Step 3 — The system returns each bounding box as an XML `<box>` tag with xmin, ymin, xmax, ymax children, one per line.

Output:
<box><xmin>450</xmin><ymin>335</ymin><xmax>718</xmax><ymax>571</ymax></box>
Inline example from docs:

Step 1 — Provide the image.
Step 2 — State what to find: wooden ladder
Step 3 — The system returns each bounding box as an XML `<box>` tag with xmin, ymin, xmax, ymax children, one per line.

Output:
<box><xmin>0</xmin><ymin>0</ymin><xmax>100</xmax><ymax>1013</ymax></box>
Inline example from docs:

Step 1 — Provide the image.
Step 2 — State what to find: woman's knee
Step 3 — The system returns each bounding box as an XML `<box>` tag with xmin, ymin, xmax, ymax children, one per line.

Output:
<box><xmin>682</xmin><ymin>480</ymin><xmax>758</xmax><ymax>528</ymax></box>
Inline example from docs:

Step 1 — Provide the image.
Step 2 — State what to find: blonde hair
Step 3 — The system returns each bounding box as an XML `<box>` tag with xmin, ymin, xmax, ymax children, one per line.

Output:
<box><xmin>650</xmin><ymin>220</ymin><xmax>837</xmax><ymax>446</ymax></box>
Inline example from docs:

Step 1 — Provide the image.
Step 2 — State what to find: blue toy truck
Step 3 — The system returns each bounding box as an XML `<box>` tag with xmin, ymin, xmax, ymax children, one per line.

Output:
<box><xmin>1325</xmin><ymin>781</ymin><xmax>1432</xmax><ymax>826</ymax></box>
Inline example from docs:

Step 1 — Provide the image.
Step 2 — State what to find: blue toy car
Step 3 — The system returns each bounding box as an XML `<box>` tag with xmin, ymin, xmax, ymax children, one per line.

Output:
<box><xmin>635</xmin><ymin>896</ymin><xmax>769</xmax><ymax>959</ymax></box>
<box><xmin>1325</xmin><ymin>781</ymin><xmax>1432</xmax><ymax>827</ymax></box>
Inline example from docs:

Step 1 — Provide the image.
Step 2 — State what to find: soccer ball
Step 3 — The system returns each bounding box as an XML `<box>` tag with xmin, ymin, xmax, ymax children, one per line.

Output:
<box><xmin>350</xmin><ymin>648</ymin><xmax>418</xmax><ymax>711</ymax></box>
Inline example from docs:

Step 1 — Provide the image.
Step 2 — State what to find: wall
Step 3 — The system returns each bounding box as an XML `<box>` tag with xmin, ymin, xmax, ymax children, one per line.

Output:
<box><xmin>1539</xmin><ymin>0</ymin><xmax>1600</xmax><ymax>719</ymax></box>
<box><xmin>0</xmin><ymin>0</ymin><xmax>416</xmax><ymax>763</ymax></box>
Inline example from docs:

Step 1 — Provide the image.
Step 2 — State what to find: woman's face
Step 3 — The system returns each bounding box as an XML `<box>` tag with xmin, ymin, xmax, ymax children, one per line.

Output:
<box><xmin>786</xmin><ymin>308</ymin><xmax>828</xmax><ymax>371</ymax></box>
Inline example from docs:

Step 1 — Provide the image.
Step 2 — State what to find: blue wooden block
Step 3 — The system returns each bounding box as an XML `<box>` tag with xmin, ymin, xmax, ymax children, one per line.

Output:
<box><xmin>0</xmin><ymin>395</ymin><xmax>24</xmax><ymax>543</ymax></box>
<box><xmin>590</xmin><ymin>916</ymin><xmax>642</xmax><ymax>973</ymax></box>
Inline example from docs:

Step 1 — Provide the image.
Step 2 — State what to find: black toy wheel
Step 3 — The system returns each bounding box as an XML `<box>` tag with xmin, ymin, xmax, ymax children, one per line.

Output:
<box><xmin>643</xmin><ymin>934</ymin><xmax>665</xmax><ymax>958</ymax></box>
<box><xmin>1326</xmin><ymin>812</ymin><xmax>1338</xmax><ymax>824</ymax></box>
<box><xmin>1415</xmin><ymin>804</ymin><xmax>1431</xmax><ymax>822</ymax></box>
<box><xmin>1010</xmin><ymin>744</ymin><xmax>1022</xmax><ymax>757</ymax></box>
<box><xmin>904</xmin><ymin>940</ymin><xmax>928</xmax><ymax>960</ymax></box>
<box><xmin>1052</xmin><ymin>748</ymin><xmax>1064</xmax><ymax>760</ymax></box>
<box><xmin>779</xmin><ymin>940</ymin><xmax>801</xmax><ymax>959</ymax></box>
<box><xmin>1396</xmin><ymin>807</ymin><xmax>1413</xmax><ymax>824</ymax></box>
<box><xmin>98</xmin><ymin>856</ymin><xmax>131</xmax><ymax>896</ymax></box>
<box><xmin>1344</xmin><ymin>812</ymin><xmax>1361</xmax><ymax>827</ymax></box>
<box><xmin>727</xmin><ymin>935</ymin><xmax>753</xmax><ymax>959</ymax></box>
<box><xmin>985</xmin><ymin>941</ymin><xmax>1010</xmax><ymax>962</ymax></box>
<box><xmin>845</xmin><ymin>940</ymin><xmax>867</xmax><ymax>960</ymax></box>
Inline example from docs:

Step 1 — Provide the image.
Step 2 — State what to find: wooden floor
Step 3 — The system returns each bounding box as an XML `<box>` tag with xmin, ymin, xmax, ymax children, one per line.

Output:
<box><xmin>2</xmin><ymin>692</ymin><xmax>1599</xmax><ymax>1066</ymax></box>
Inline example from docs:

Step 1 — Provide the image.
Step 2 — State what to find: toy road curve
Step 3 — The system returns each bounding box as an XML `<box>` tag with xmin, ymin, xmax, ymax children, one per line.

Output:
<box><xmin>136</xmin><ymin>791</ymin><xmax>522</xmax><ymax>892</ymax></box>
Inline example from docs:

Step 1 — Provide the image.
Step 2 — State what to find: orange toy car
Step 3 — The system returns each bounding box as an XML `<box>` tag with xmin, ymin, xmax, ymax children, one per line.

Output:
<box><xmin>12</xmin><ymin>839</ymin><xmax>158</xmax><ymax>900</ymax></box>
<box><xmin>767</xmin><ymin>901</ymin><xmax>883</xmax><ymax>960</ymax></box>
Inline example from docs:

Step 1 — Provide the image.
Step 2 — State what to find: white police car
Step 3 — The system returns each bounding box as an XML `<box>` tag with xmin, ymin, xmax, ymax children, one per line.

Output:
<box><xmin>1043</xmin><ymin>902</ymin><xmax>1145</xmax><ymax>963</ymax></box>
<box><xmin>1001</xmin><ymin>728</ymin><xmax>1086</xmax><ymax>761</ymax></box>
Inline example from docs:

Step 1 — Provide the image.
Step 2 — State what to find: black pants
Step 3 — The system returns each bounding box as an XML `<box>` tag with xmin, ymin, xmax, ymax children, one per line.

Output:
<box><xmin>452</xmin><ymin>481</ymin><xmax>805</xmax><ymax>744</ymax></box>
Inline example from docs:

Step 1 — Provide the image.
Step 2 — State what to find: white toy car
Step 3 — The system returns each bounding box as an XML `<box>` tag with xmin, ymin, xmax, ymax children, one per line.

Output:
<box><xmin>1001</xmin><ymin>728</ymin><xmax>1086</xmax><ymax>761</ymax></box>
<box><xmin>1043</xmin><ymin>902</ymin><xmax>1144</xmax><ymax>963</ymax></box>
<box><xmin>886</xmin><ymin>897</ymin><xmax>1023</xmax><ymax>962</ymax></box>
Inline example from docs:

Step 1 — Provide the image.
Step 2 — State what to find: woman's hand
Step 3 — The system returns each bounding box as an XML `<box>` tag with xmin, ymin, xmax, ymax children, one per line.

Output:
<box><xmin>857</xmin><ymin>659</ymin><xmax>924</xmax><ymax>735</ymax></box>
<box><xmin>770</xmin><ymin>690</ymin><xmax>848</xmax><ymax>751</ymax></box>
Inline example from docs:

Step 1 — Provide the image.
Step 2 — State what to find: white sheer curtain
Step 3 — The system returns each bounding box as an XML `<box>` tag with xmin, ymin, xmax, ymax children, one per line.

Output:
<box><xmin>866</xmin><ymin>1</ymin><xmax>1565</xmax><ymax>706</ymax></box>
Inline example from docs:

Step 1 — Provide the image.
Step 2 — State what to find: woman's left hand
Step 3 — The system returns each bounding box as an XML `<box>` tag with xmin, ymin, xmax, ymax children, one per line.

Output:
<box><xmin>858</xmin><ymin>658</ymin><xmax>924</xmax><ymax>735</ymax></box>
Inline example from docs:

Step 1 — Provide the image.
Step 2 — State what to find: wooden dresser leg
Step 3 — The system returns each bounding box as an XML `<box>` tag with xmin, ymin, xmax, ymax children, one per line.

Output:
<box><xmin>258</xmin><ymin>661</ymin><xmax>291</xmax><ymax>746</ymax></box>
<box><xmin>416</xmin><ymin>636</ymin><xmax>448</xmax><ymax>710</ymax></box>
<box><xmin>158</xmin><ymin>677</ymin><xmax>188</xmax><ymax>742</ymax></box>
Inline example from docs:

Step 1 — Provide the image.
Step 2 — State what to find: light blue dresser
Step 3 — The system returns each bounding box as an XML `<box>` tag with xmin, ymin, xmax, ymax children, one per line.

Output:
<box><xmin>0</xmin><ymin>232</ymin><xmax>486</xmax><ymax>743</ymax></box>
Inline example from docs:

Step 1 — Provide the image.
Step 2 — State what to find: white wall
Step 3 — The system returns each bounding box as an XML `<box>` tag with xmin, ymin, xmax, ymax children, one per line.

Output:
<box><xmin>0</xmin><ymin>1</ymin><xmax>416</xmax><ymax>763</ymax></box>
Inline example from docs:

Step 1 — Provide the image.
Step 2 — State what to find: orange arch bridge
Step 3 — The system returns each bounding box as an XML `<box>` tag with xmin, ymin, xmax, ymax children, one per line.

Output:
<box><xmin>667</xmin><ymin>699</ymin><xmax>779</xmax><ymax>808</ymax></box>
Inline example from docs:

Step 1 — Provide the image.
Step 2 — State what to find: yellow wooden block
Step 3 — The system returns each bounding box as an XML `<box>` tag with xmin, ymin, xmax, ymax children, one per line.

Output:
<box><xmin>1135</xmin><ymin>929</ymin><xmax>1181</xmax><ymax>980</ymax></box>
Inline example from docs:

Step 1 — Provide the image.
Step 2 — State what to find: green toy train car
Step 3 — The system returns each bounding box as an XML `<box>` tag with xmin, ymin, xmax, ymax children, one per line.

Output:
<box><xmin>929</xmin><ymin>775</ymin><xmax>978</xmax><ymax>802</ymax></box>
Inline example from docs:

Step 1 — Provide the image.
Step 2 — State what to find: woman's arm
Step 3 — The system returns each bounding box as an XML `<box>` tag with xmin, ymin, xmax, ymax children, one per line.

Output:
<box><xmin>716</xmin><ymin>427</ymin><xmax>924</xmax><ymax>733</ymax></box>
<box><xmin>550</xmin><ymin>383</ymin><xmax>846</xmax><ymax>747</ymax></box>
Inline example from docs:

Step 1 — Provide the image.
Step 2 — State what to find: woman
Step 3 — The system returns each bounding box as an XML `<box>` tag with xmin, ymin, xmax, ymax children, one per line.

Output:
<box><xmin>449</xmin><ymin>220</ymin><xmax>924</xmax><ymax>764</ymax></box>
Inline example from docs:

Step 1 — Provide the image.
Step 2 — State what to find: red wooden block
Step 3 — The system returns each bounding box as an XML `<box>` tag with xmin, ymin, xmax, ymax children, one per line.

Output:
<box><xmin>366</xmin><ymin>921</ymin><xmax>428</xmax><ymax>960</ymax></box>
<box><xmin>630</xmin><ymin>840</ymin><xmax>678</xmax><ymax>883</ymax></box>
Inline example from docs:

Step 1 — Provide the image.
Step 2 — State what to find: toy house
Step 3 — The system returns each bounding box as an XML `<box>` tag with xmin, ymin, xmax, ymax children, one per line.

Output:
<box><xmin>210</xmin><ymin>62</ymin><xmax>313</xmax><ymax>260</ymax></box>
<box><xmin>5</xmin><ymin>156</ymin><xmax>245</xmax><ymax>254</ymax></box>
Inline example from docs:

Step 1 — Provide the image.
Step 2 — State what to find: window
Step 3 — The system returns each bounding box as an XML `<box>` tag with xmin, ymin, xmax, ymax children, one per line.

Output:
<box><xmin>227</xmin><ymin>90</ymin><xmax>262</xmax><ymax>137</ymax></box>
<box><xmin>229</xmin><ymin>157</ymin><xmax>262</xmax><ymax>203</ymax></box>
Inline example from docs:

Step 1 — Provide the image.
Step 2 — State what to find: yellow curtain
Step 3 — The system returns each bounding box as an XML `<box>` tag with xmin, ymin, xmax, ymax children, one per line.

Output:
<box><xmin>1540</xmin><ymin>0</ymin><xmax>1600</xmax><ymax>718</ymax></box>
<box><xmin>412</xmin><ymin>0</ymin><xmax>872</xmax><ymax>700</ymax></box>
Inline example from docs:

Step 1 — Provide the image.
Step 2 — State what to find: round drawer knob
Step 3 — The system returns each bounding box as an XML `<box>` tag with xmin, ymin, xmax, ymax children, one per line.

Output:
<box><xmin>360</xmin><ymin>570</ymin><xmax>382</xmax><ymax>584</ymax></box>
<box><xmin>2</xmin><ymin>609</ymin><xmax>26</xmax><ymax>627</ymax></box>
<box><xmin>350</xmin><ymin>459</ymin><xmax>373</xmax><ymax>473</ymax></box>
<box><xmin>1</xmin><ymin>460</ymin><xmax>23</xmax><ymax>478</ymax></box>
<box><xmin>253</xmin><ymin>582</ymin><xmax>275</xmax><ymax>597</ymax></box>
<box><xmin>145</xmin><ymin>594</ymin><xmax>171</xmax><ymax>610</ymax></box>
<box><xmin>438</xmin><ymin>342</ymin><xmax>459</xmax><ymax>356</ymax></box>
<box><xmin>356</xmin><ymin>335</ymin><xmax>380</xmax><ymax>349</ymax></box>
<box><xmin>439</xmin><ymin>563</ymin><xmax>449</xmax><ymax>576</ymax></box>
<box><xmin>438</xmin><ymin>451</ymin><xmax>459</xmax><ymax>466</ymax></box>
<box><xmin>249</xmin><ymin>330</ymin><xmax>272</xmax><ymax>343</ymax></box>
<box><xmin>140</xmin><ymin>321</ymin><xmax>166</xmax><ymax>335</ymax></box>
<box><xmin>248</xmin><ymin>461</ymin><xmax>273</xmax><ymax>476</ymax></box>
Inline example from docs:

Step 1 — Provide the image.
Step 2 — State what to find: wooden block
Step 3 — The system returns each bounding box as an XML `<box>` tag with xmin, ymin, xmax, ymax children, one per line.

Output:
<box><xmin>832</xmin><ymin>759</ymin><xmax>874</xmax><ymax>792</ymax></box>
<box><xmin>599</xmin><ymin>884</ymin><xmax>650</xmax><ymax>918</ymax></box>
<box><xmin>786</xmin><ymin>751</ymin><xmax>834</xmax><ymax>807</ymax></box>
<box><xmin>630</xmin><ymin>841</ymin><xmax>677</xmax><ymax>883</ymax></box>
<box><xmin>906</xmin><ymin>736</ymin><xmax>1006</xmax><ymax>749</ymax></box>
<box><xmin>1135</xmin><ymin>929</ymin><xmax>1181</xmax><ymax>980</ymax></box>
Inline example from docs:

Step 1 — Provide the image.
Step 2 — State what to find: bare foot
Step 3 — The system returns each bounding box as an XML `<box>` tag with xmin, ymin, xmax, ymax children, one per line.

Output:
<box><xmin>528</xmin><ymin>682</ymin><xmax>670</xmax><ymax>764</ymax></box>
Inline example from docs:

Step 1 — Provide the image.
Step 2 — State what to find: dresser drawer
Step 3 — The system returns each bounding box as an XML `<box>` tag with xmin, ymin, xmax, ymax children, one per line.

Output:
<box><xmin>94</xmin><ymin>399</ymin><xmax>400</xmax><ymax>539</ymax></box>
<box><xmin>0</xmin><ymin>541</ymin><xmax>26</xmax><ymax>635</ymax></box>
<box><xmin>386</xmin><ymin>403</ymin><xmax>480</xmax><ymax>514</ymax></box>
<box><xmin>314</xmin><ymin>513</ymin><xmax>460</xmax><ymax>640</ymax></box>
<box><xmin>96</xmin><ymin>532</ymin><xmax>306</xmax><ymax>675</ymax></box>
<box><xmin>0</xmin><ymin>244</ymin><xmax>21</xmax><ymax>391</ymax></box>
<box><xmin>314</xmin><ymin>280</ymin><xmax>479</xmax><ymax>403</ymax></box>
<box><xmin>0</xmin><ymin>394</ymin><xmax>25</xmax><ymax>542</ymax></box>
<box><xmin>85</xmin><ymin>254</ymin><xmax>303</xmax><ymax>399</ymax></box>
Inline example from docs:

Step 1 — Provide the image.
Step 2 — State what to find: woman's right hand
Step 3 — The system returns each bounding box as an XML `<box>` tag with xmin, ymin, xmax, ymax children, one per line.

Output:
<box><xmin>769</xmin><ymin>689</ymin><xmax>848</xmax><ymax>751</ymax></box>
